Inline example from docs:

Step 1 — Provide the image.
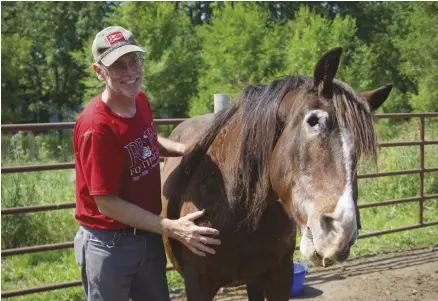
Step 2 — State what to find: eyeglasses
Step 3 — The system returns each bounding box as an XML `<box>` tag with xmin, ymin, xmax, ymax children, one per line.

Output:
<box><xmin>101</xmin><ymin>55</ymin><xmax>144</xmax><ymax>76</ymax></box>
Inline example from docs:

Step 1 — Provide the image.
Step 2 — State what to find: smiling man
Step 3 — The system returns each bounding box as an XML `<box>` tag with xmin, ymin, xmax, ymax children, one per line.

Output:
<box><xmin>72</xmin><ymin>26</ymin><xmax>221</xmax><ymax>301</ymax></box>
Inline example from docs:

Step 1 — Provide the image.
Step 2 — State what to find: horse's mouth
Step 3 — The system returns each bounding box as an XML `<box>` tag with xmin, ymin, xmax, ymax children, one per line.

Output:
<box><xmin>306</xmin><ymin>227</ymin><xmax>334</xmax><ymax>267</ymax></box>
<box><xmin>313</xmin><ymin>251</ymin><xmax>334</xmax><ymax>267</ymax></box>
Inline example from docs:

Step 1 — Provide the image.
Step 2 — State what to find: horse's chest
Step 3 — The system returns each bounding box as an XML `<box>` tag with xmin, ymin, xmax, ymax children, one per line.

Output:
<box><xmin>198</xmin><ymin>202</ymin><xmax>296</xmax><ymax>285</ymax></box>
<box><xmin>233</xmin><ymin>221</ymin><xmax>295</xmax><ymax>281</ymax></box>
<box><xmin>227</xmin><ymin>205</ymin><xmax>296</xmax><ymax>255</ymax></box>
<box><xmin>244</xmin><ymin>222</ymin><xmax>295</xmax><ymax>253</ymax></box>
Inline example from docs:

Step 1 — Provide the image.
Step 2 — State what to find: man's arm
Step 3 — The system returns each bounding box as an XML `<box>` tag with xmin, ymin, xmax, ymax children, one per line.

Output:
<box><xmin>157</xmin><ymin>135</ymin><xmax>185</xmax><ymax>157</ymax></box>
<box><xmin>94</xmin><ymin>195</ymin><xmax>220</xmax><ymax>256</ymax></box>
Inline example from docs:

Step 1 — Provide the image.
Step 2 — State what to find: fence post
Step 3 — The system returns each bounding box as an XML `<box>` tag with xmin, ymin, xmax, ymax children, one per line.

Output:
<box><xmin>214</xmin><ymin>94</ymin><xmax>231</xmax><ymax>113</ymax></box>
<box><xmin>418</xmin><ymin>116</ymin><xmax>425</xmax><ymax>225</ymax></box>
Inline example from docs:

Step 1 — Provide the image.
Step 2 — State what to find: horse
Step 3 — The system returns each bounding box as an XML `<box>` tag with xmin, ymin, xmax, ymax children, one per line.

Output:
<box><xmin>161</xmin><ymin>47</ymin><xmax>392</xmax><ymax>301</ymax></box>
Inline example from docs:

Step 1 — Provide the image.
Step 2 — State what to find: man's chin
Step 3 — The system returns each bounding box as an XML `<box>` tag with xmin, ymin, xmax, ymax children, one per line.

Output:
<box><xmin>121</xmin><ymin>87</ymin><xmax>141</xmax><ymax>98</ymax></box>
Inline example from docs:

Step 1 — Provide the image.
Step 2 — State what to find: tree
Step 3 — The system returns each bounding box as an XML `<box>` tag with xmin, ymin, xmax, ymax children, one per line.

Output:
<box><xmin>280</xmin><ymin>6</ymin><xmax>377</xmax><ymax>92</ymax></box>
<box><xmin>1</xmin><ymin>32</ymin><xmax>34</xmax><ymax>123</ymax></box>
<box><xmin>393</xmin><ymin>2</ymin><xmax>438</xmax><ymax>112</ymax></box>
<box><xmin>1</xmin><ymin>2</ymin><xmax>114</xmax><ymax>123</ymax></box>
<box><xmin>190</xmin><ymin>2</ymin><xmax>287</xmax><ymax>116</ymax></box>
<box><xmin>177</xmin><ymin>1</ymin><xmax>222</xmax><ymax>26</ymax></box>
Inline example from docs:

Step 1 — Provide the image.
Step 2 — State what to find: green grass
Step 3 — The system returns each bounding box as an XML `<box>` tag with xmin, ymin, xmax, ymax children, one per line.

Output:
<box><xmin>1</xmin><ymin>170</ymin><xmax>77</xmax><ymax>249</ymax></box>
<box><xmin>1</xmin><ymin>250</ymin><xmax>84</xmax><ymax>301</ymax></box>
<box><xmin>1</xmin><ymin>118</ymin><xmax>437</xmax><ymax>300</ymax></box>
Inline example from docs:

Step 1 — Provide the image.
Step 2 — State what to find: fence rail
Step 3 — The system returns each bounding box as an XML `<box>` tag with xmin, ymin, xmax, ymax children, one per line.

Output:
<box><xmin>0</xmin><ymin>118</ymin><xmax>186</xmax><ymax>132</ymax></box>
<box><xmin>1</xmin><ymin>113</ymin><xmax>438</xmax><ymax>298</ymax></box>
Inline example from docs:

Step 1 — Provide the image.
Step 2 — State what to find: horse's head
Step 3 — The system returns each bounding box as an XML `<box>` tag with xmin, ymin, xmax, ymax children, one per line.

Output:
<box><xmin>270</xmin><ymin>48</ymin><xmax>392</xmax><ymax>267</ymax></box>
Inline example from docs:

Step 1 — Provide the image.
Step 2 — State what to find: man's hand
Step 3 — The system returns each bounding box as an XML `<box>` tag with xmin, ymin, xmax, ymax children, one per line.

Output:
<box><xmin>94</xmin><ymin>196</ymin><xmax>220</xmax><ymax>257</ymax></box>
<box><xmin>164</xmin><ymin>209</ymin><xmax>221</xmax><ymax>256</ymax></box>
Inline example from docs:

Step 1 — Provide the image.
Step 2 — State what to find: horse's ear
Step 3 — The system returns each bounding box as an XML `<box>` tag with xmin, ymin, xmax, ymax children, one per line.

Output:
<box><xmin>313</xmin><ymin>47</ymin><xmax>343</xmax><ymax>96</ymax></box>
<box><xmin>361</xmin><ymin>84</ymin><xmax>393</xmax><ymax>111</ymax></box>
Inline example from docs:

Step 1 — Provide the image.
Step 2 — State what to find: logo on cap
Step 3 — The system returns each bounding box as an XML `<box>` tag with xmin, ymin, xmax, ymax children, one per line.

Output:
<box><xmin>106</xmin><ymin>31</ymin><xmax>126</xmax><ymax>45</ymax></box>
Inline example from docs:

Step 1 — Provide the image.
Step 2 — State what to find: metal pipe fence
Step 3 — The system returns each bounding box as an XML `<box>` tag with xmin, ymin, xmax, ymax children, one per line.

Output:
<box><xmin>1</xmin><ymin>113</ymin><xmax>438</xmax><ymax>298</ymax></box>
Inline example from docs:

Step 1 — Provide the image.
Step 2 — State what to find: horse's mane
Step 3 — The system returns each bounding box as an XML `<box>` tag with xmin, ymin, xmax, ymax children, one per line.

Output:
<box><xmin>236</xmin><ymin>77</ymin><xmax>305</xmax><ymax>227</ymax></box>
<box><xmin>178</xmin><ymin>75</ymin><xmax>378</xmax><ymax>230</ymax></box>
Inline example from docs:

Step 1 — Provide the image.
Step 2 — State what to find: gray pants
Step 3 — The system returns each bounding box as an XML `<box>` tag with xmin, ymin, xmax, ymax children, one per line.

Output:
<box><xmin>74</xmin><ymin>225</ymin><xmax>170</xmax><ymax>301</ymax></box>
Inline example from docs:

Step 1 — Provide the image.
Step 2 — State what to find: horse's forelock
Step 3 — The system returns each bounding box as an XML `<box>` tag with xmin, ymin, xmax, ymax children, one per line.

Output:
<box><xmin>332</xmin><ymin>81</ymin><xmax>378</xmax><ymax>164</ymax></box>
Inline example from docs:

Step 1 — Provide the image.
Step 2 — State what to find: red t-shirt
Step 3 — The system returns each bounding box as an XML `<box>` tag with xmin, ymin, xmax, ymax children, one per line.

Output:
<box><xmin>73</xmin><ymin>90</ymin><xmax>162</xmax><ymax>229</ymax></box>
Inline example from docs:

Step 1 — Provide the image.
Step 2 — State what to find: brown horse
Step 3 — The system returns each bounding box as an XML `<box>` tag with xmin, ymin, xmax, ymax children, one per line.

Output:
<box><xmin>161</xmin><ymin>48</ymin><xmax>392</xmax><ymax>301</ymax></box>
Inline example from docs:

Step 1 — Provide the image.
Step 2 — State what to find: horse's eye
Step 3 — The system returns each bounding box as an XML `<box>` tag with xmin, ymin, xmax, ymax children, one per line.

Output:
<box><xmin>307</xmin><ymin>115</ymin><xmax>319</xmax><ymax>127</ymax></box>
<box><xmin>304</xmin><ymin>110</ymin><xmax>330</xmax><ymax>133</ymax></box>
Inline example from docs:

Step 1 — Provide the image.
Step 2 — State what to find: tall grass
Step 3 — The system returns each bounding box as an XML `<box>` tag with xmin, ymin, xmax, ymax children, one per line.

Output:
<box><xmin>1</xmin><ymin>130</ymin><xmax>76</xmax><ymax>249</ymax></box>
<box><xmin>1</xmin><ymin>118</ymin><xmax>437</xmax><ymax>300</ymax></box>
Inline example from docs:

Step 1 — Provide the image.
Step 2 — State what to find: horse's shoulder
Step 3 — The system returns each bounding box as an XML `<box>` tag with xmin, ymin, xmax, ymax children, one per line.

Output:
<box><xmin>169</xmin><ymin>113</ymin><xmax>215</xmax><ymax>143</ymax></box>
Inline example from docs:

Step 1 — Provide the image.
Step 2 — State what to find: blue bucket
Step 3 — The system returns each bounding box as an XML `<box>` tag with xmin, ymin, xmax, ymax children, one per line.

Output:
<box><xmin>290</xmin><ymin>262</ymin><xmax>308</xmax><ymax>297</ymax></box>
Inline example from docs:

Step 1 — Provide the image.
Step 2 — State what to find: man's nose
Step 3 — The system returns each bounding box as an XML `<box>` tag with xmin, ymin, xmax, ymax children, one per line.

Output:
<box><xmin>124</xmin><ymin>65</ymin><xmax>136</xmax><ymax>75</ymax></box>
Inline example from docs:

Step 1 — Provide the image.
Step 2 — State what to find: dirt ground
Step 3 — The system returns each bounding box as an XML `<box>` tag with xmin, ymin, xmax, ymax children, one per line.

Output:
<box><xmin>170</xmin><ymin>246</ymin><xmax>438</xmax><ymax>301</ymax></box>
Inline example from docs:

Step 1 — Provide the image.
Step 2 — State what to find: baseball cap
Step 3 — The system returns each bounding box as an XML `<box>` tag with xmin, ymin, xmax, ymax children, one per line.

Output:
<box><xmin>92</xmin><ymin>26</ymin><xmax>144</xmax><ymax>67</ymax></box>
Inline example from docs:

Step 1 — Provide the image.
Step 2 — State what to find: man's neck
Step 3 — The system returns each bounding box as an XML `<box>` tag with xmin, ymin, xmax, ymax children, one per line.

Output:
<box><xmin>102</xmin><ymin>88</ymin><xmax>137</xmax><ymax>118</ymax></box>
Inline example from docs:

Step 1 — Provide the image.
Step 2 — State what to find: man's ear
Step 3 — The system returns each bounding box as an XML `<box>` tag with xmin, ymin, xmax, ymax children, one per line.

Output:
<box><xmin>93</xmin><ymin>63</ymin><xmax>105</xmax><ymax>81</ymax></box>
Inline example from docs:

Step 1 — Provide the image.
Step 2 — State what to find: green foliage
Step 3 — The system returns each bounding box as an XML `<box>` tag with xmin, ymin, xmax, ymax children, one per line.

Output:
<box><xmin>0</xmin><ymin>33</ymin><xmax>34</xmax><ymax>123</ymax></box>
<box><xmin>280</xmin><ymin>7</ymin><xmax>377</xmax><ymax>92</ymax></box>
<box><xmin>1</xmin><ymin>131</ymin><xmax>74</xmax><ymax>165</ymax></box>
<box><xmin>1</xmin><ymin>1</ymin><xmax>114</xmax><ymax>123</ymax></box>
<box><xmin>392</xmin><ymin>3</ymin><xmax>438</xmax><ymax>112</ymax></box>
<box><xmin>380</xmin><ymin>87</ymin><xmax>412</xmax><ymax>114</ymax></box>
<box><xmin>190</xmin><ymin>2</ymin><xmax>286</xmax><ymax>116</ymax></box>
<box><xmin>2</xmin><ymin>2</ymin><xmax>438</xmax><ymax>122</ymax></box>
<box><xmin>1</xmin><ymin>250</ymin><xmax>84</xmax><ymax>301</ymax></box>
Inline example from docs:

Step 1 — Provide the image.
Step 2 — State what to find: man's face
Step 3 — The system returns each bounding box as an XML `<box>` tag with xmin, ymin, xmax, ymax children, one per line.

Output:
<box><xmin>99</xmin><ymin>52</ymin><xmax>143</xmax><ymax>98</ymax></box>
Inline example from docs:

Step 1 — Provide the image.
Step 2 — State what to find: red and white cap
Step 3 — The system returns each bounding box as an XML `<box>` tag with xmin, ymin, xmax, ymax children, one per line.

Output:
<box><xmin>92</xmin><ymin>26</ymin><xmax>144</xmax><ymax>67</ymax></box>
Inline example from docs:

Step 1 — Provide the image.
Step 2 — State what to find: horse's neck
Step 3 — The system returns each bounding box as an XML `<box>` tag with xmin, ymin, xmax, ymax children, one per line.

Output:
<box><xmin>209</xmin><ymin>115</ymin><xmax>243</xmax><ymax>169</ymax></box>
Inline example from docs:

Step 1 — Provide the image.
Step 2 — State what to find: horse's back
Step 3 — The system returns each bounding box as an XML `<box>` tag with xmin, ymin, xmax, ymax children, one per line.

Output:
<box><xmin>168</xmin><ymin>113</ymin><xmax>215</xmax><ymax>144</ymax></box>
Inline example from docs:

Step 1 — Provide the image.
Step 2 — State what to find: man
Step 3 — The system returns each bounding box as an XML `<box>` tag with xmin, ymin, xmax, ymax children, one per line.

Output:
<box><xmin>73</xmin><ymin>26</ymin><xmax>221</xmax><ymax>301</ymax></box>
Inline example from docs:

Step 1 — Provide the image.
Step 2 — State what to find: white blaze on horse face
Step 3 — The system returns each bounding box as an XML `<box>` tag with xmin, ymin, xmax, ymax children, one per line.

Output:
<box><xmin>299</xmin><ymin>123</ymin><xmax>358</xmax><ymax>266</ymax></box>
<box><xmin>332</xmin><ymin>125</ymin><xmax>358</xmax><ymax>242</ymax></box>
<box><xmin>292</xmin><ymin>175</ymin><xmax>315</xmax><ymax>222</ymax></box>
<box><xmin>294</xmin><ymin>109</ymin><xmax>331</xmax><ymax>227</ymax></box>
